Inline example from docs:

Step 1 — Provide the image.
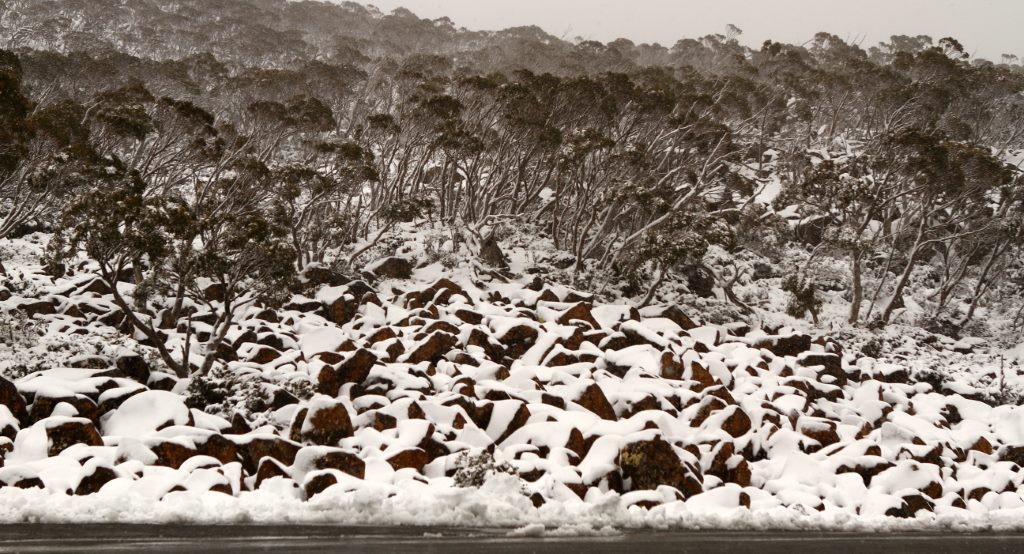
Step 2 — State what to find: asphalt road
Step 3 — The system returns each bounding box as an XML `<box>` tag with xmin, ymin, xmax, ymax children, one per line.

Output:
<box><xmin>0</xmin><ymin>524</ymin><xmax>1023</xmax><ymax>553</ymax></box>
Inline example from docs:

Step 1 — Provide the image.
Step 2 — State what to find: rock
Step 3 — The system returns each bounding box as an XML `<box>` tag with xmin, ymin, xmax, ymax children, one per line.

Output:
<box><xmin>68</xmin><ymin>355</ymin><xmax>108</xmax><ymax>369</ymax></box>
<box><xmin>887</xmin><ymin>494</ymin><xmax>935</xmax><ymax>518</ymax></box>
<box><xmin>0</xmin><ymin>376</ymin><xmax>28</xmax><ymax>424</ymax></box>
<box><xmin>368</xmin><ymin>257</ymin><xmax>413</xmax><ymax>279</ymax></box>
<box><xmin>653</xmin><ymin>306</ymin><xmax>698</xmax><ymax>330</ymax></box>
<box><xmin>114</xmin><ymin>351</ymin><xmax>151</xmax><ymax>383</ymax></box>
<box><xmin>230</xmin><ymin>413</ymin><xmax>252</xmax><ymax>435</ymax></box>
<box><xmin>303</xmin><ymin>472</ymin><xmax>338</xmax><ymax>499</ymax></box>
<box><xmin>799</xmin><ymin>352</ymin><xmax>846</xmax><ymax>387</ymax></box>
<box><xmin>46</xmin><ymin>418</ymin><xmax>104</xmax><ymax>456</ymax></box>
<box><xmin>575</xmin><ymin>383</ymin><xmax>616</xmax><ymax>421</ymax></box>
<box><xmin>687</xmin><ymin>361</ymin><xmax>717</xmax><ymax>390</ymax></box>
<box><xmin>150</xmin><ymin>439</ymin><xmax>199</xmax><ymax>469</ymax></box>
<box><xmin>30</xmin><ymin>394</ymin><xmax>99</xmax><ymax>424</ymax></box>
<box><xmin>404</xmin><ymin>332</ymin><xmax>457</xmax><ymax>364</ymax></box>
<box><xmin>17</xmin><ymin>300</ymin><xmax>56</xmax><ymax>318</ymax></box>
<box><xmin>372</xmin><ymin>412</ymin><xmax>397</xmax><ymax>431</ymax></box>
<box><xmin>757</xmin><ymin>334</ymin><xmax>812</xmax><ymax>357</ymax></box>
<box><xmin>618</xmin><ymin>437</ymin><xmax>702</xmax><ymax>497</ymax></box>
<box><xmin>268</xmin><ymin>387</ymin><xmax>299</xmax><ymax>410</ymax></box>
<box><xmin>195</xmin><ymin>434</ymin><xmax>238</xmax><ymax>465</ymax></box>
<box><xmin>255</xmin><ymin>457</ymin><xmax>291</xmax><ymax>488</ymax></box>
<box><xmin>556</xmin><ymin>302</ymin><xmax>600</xmax><ymax>329</ymax></box>
<box><xmin>248</xmin><ymin>346</ymin><xmax>282</xmax><ymax>364</ymax></box>
<box><xmin>234</xmin><ymin>437</ymin><xmax>302</xmax><ymax>474</ymax></box>
<box><xmin>318</xmin><ymin>349</ymin><xmax>377</xmax><ymax>395</ymax></box>
<box><xmin>478</xmin><ymin>234</ymin><xmax>508</xmax><ymax>269</ymax></box>
<box><xmin>387</xmin><ymin>447</ymin><xmax>429</xmax><ymax>472</ymax></box>
<box><xmin>999</xmin><ymin>445</ymin><xmax>1024</xmax><ymax>467</ymax></box>
<box><xmin>203</xmin><ymin>282</ymin><xmax>227</xmax><ymax>302</ymax></box>
<box><xmin>290</xmin><ymin>398</ymin><xmax>354</xmax><ymax>446</ymax></box>
<box><xmin>707</xmin><ymin>442</ymin><xmax>751</xmax><ymax>486</ymax></box>
<box><xmin>303</xmin><ymin>447</ymin><xmax>365</xmax><ymax>479</ymax></box>
<box><xmin>797</xmin><ymin>418</ymin><xmax>840</xmax><ymax>452</ymax></box>
<box><xmin>77</xmin><ymin>278</ymin><xmax>112</xmax><ymax>296</ymax></box>
<box><xmin>285</xmin><ymin>299</ymin><xmax>325</xmax><ymax>313</ymax></box>
<box><xmin>74</xmin><ymin>463</ymin><xmax>118</xmax><ymax>495</ymax></box>
<box><xmin>969</xmin><ymin>436</ymin><xmax>994</xmax><ymax>456</ymax></box>
<box><xmin>720</xmin><ymin>406</ymin><xmax>752</xmax><ymax>438</ymax></box>
<box><xmin>301</xmin><ymin>265</ymin><xmax>348</xmax><ymax>287</ymax></box>
<box><xmin>498</xmin><ymin>325</ymin><xmax>538</xmax><ymax>361</ymax></box>
<box><xmin>684</xmin><ymin>266</ymin><xmax>715</xmax><ymax>298</ymax></box>
<box><xmin>324</xmin><ymin>295</ymin><xmax>357</xmax><ymax>325</ymax></box>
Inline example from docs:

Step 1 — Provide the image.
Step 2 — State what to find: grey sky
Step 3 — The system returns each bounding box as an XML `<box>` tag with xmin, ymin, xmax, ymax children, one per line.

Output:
<box><xmin>350</xmin><ymin>0</ymin><xmax>1023</xmax><ymax>61</ymax></box>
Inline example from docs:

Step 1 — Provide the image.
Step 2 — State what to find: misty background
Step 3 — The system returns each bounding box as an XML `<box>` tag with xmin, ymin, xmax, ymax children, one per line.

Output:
<box><xmin>353</xmin><ymin>0</ymin><xmax>1023</xmax><ymax>61</ymax></box>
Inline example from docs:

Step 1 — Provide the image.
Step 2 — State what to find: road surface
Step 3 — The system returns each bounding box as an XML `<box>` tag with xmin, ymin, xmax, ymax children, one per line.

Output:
<box><xmin>0</xmin><ymin>524</ymin><xmax>1022</xmax><ymax>553</ymax></box>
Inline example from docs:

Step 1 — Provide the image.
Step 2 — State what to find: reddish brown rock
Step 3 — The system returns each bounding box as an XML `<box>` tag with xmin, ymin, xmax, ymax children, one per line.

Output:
<box><xmin>234</xmin><ymin>436</ymin><xmax>302</xmax><ymax>473</ymax></box>
<box><xmin>654</xmin><ymin>306</ymin><xmax>698</xmax><ymax>331</ymax></box>
<box><xmin>17</xmin><ymin>300</ymin><xmax>57</xmax><ymax>318</ymax></box>
<box><xmin>575</xmin><ymin>383</ymin><xmax>616</xmax><ymax>421</ymax></box>
<box><xmin>369</xmin><ymin>257</ymin><xmax>413</xmax><ymax>279</ymax></box>
<box><xmin>248</xmin><ymin>346</ymin><xmax>282</xmax><ymax>365</ymax></box>
<box><xmin>720</xmin><ymin>406</ymin><xmax>752</xmax><ymax>438</ymax></box>
<box><xmin>324</xmin><ymin>295</ymin><xmax>357</xmax><ymax>325</ymax></box>
<box><xmin>498</xmin><ymin>325</ymin><xmax>538</xmax><ymax>361</ymax></box>
<box><xmin>556</xmin><ymin>302</ymin><xmax>600</xmax><ymax>329</ymax></box>
<box><xmin>304</xmin><ymin>472</ymin><xmax>338</xmax><ymax>499</ymax></box>
<box><xmin>290</xmin><ymin>400</ymin><xmax>354</xmax><ymax>446</ymax></box>
<box><xmin>196</xmin><ymin>434</ymin><xmax>238</xmax><ymax>465</ymax></box>
<box><xmin>387</xmin><ymin>447</ymin><xmax>430</xmax><ymax>472</ymax></box>
<box><xmin>307</xmin><ymin>448</ymin><xmax>365</xmax><ymax>479</ymax></box>
<box><xmin>404</xmin><ymin>332</ymin><xmax>458</xmax><ymax>364</ymax></box>
<box><xmin>618</xmin><ymin>437</ymin><xmax>702</xmax><ymax>497</ymax></box>
<box><xmin>798</xmin><ymin>419</ymin><xmax>840</xmax><ymax>452</ymax></box>
<box><xmin>46</xmin><ymin>419</ymin><xmax>103</xmax><ymax>456</ymax></box>
<box><xmin>969</xmin><ymin>436</ymin><xmax>994</xmax><ymax>455</ymax></box>
<box><xmin>0</xmin><ymin>376</ymin><xmax>28</xmax><ymax>424</ymax></box>
<box><xmin>255</xmin><ymin>457</ymin><xmax>291</xmax><ymax>488</ymax></box>
<box><xmin>150</xmin><ymin>440</ymin><xmax>199</xmax><ymax>469</ymax></box>
<box><xmin>318</xmin><ymin>349</ymin><xmax>378</xmax><ymax>395</ymax></box>
<box><xmin>74</xmin><ymin>464</ymin><xmax>118</xmax><ymax>495</ymax></box>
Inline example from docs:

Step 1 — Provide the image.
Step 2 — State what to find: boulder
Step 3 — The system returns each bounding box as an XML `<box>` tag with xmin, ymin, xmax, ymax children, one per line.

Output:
<box><xmin>404</xmin><ymin>332</ymin><xmax>458</xmax><ymax>364</ymax></box>
<box><xmin>290</xmin><ymin>398</ymin><xmax>354</xmax><ymax>446</ymax></box>
<box><xmin>618</xmin><ymin>437</ymin><xmax>702</xmax><ymax>497</ymax></box>
<box><xmin>367</xmin><ymin>257</ymin><xmax>413</xmax><ymax>280</ymax></box>
<box><xmin>387</xmin><ymin>448</ymin><xmax>429</xmax><ymax>472</ymax></box>
<box><xmin>0</xmin><ymin>376</ymin><xmax>28</xmax><ymax>424</ymax></box>
<box><xmin>150</xmin><ymin>439</ymin><xmax>199</xmax><ymax>469</ymax></box>
<box><xmin>575</xmin><ymin>383</ymin><xmax>616</xmax><ymax>421</ymax></box>
<box><xmin>74</xmin><ymin>462</ymin><xmax>118</xmax><ymax>495</ymax></box>
<box><xmin>234</xmin><ymin>436</ymin><xmax>302</xmax><ymax>474</ymax></box>
<box><xmin>46</xmin><ymin>418</ymin><xmax>104</xmax><ymax>456</ymax></box>
<box><xmin>720</xmin><ymin>406</ymin><xmax>752</xmax><ymax>438</ymax></box>
<box><xmin>302</xmin><ymin>447</ymin><xmax>365</xmax><ymax>479</ymax></box>
<box><xmin>303</xmin><ymin>471</ymin><xmax>338</xmax><ymax>499</ymax></box>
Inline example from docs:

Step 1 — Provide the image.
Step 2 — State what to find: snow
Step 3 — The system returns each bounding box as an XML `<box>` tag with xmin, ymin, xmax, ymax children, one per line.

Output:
<box><xmin>101</xmin><ymin>391</ymin><xmax>191</xmax><ymax>439</ymax></box>
<box><xmin>2</xmin><ymin>233</ymin><xmax>1024</xmax><ymax>531</ymax></box>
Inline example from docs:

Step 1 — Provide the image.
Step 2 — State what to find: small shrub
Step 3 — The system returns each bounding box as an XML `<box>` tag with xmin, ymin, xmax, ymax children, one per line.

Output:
<box><xmin>860</xmin><ymin>337</ymin><xmax>884</xmax><ymax>359</ymax></box>
<box><xmin>452</xmin><ymin>450</ymin><xmax>516</xmax><ymax>488</ymax></box>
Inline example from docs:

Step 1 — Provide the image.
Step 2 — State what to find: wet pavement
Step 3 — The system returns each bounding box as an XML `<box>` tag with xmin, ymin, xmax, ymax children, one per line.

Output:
<box><xmin>0</xmin><ymin>524</ymin><xmax>1022</xmax><ymax>553</ymax></box>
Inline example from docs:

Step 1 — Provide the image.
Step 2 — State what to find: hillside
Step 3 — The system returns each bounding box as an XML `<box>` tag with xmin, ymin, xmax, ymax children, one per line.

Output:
<box><xmin>0</xmin><ymin>0</ymin><xmax>1023</xmax><ymax>530</ymax></box>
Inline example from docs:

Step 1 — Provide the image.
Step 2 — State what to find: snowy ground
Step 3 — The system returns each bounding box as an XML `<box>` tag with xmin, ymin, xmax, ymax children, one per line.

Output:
<box><xmin>1</xmin><ymin>233</ymin><xmax>1023</xmax><ymax>530</ymax></box>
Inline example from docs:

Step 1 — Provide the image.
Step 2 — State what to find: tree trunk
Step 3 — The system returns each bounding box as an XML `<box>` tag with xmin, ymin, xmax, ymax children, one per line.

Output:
<box><xmin>848</xmin><ymin>249</ymin><xmax>863</xmax><ymax>325</ymax></box>
<box><xmin>881</xmin><ymin>246</ymin><xmax>920</xmax><ymax>324</ymax></box>
<box><xmin>639</xmin><ymin>263</ymin><xmax>665</xmax><ymax>308</ymax></box>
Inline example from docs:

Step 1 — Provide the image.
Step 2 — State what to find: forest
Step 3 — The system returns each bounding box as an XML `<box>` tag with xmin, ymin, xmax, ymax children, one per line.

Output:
<box><xmin>1</xmin><ymin>0</ymin><xmax>1023</xmax><ymax>374</ymax></box>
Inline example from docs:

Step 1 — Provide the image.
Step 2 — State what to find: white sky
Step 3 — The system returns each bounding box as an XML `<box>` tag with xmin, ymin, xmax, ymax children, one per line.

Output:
<box><xmin>350</xmin><ymin>0</ymin><xmax>1023</xmax><ymax>61</ymax></box>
